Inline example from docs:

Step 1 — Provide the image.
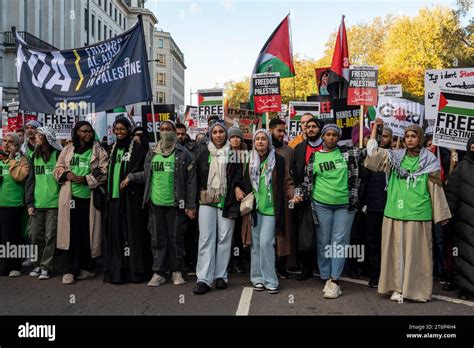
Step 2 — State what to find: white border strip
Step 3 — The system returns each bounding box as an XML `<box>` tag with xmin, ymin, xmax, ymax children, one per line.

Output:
<box><xmin>236</xmin><ymin>287</ymin><xmax>254</xmax><ymax>316</ymax></box>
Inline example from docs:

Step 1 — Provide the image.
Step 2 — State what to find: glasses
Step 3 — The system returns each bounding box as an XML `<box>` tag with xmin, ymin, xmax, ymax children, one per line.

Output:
<box><xmin>78</xmin><ymin>129</ymin><xmax>94</xmax><ymax>134</ymax></box>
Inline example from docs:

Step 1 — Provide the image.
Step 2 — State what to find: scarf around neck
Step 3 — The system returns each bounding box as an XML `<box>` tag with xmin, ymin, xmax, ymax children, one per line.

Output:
<box><xmin>206</xmin><ymin>141</ymin><xmax>229</xmax><ymax>200</ymax></box>
<box><xmin>389</xmin><ymin>147</ymin><xmax>440</xmax><ymax>188</ymax></box>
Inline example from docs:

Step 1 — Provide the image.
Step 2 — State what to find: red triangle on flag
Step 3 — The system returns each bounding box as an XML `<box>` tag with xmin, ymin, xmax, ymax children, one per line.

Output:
<box><xmin>438</xmin><ymin>92</ymin><xmax>449</xmax><ymax>110</ymax></box>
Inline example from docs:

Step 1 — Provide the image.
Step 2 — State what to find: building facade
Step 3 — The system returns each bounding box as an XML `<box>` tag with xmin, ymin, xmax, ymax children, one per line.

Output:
<box><xmin>0</xmin><ymin>0</ymin><xmax>183</xmax><ymax>112</ymax></box>
<box><xmin>153</xmin><ymin>30</ymin><xmax>186</xmax><ymax>112</ymax></box>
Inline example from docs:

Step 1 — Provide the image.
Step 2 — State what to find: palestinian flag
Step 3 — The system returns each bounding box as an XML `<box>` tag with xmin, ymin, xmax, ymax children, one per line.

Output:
<box><xmin>250</xmin><ymin>14</ymin><xmax>295</xmax><ymax>109</ymax></box>
<box><xmin>327</xmin><ymin>16</ymin><xmax>349</xmax><ymax>99</ymax></box>
<box><xmin>438</xmin><ymin>91</ymin><xmax>474</xmax><ymax>116</ymax></box>
<box><xmin>198</xmin><ymin>90</ymin><xmax>223</xmax><ymax>106</ymax></box>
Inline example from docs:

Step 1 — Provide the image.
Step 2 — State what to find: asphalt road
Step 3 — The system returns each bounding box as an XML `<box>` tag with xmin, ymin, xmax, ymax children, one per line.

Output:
<box><xmin>1</xmin><ymin>270</ymin><xmax>473</xmax><ymax>316</ymax></box>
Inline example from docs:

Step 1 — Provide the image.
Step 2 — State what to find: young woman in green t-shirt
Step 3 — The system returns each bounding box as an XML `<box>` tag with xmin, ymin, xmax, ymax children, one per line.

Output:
<box><xmin>306</xmin><ymin>124</ymin><xmax>365</xmax><ymax>299</ymax></box>
<box><xmin>366</xmin><ymin>118</ymin><xmax>451</xmax><ymax>303</ymax></box>
<box><xmin>0</xmin><ymin>132</ymin><xmax>29</xmax><ymax>277</ymax></box>
<box><xmin>240</xmin><ymin>129</ymin><xmax>295</xmax><ymax>294</ymax></box>
<box><xmin>54</xmin><ymin>121</ymin><xmax>108</xmax><ymax>285</ymax></box>
<box><xmin>25</xmin><ymin>127</ymin><xmax>63</xmax><ymax>280</ymax></box>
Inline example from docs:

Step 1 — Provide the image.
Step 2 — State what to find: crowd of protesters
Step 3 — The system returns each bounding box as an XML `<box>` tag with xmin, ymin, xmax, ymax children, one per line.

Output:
<box><xmin>0</xmin><ymin>115</ymin><xmax>472</xmax><ymax>303</ymax></box>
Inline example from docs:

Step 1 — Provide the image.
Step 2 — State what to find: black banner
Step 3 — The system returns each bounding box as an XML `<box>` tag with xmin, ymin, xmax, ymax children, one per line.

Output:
<box><xmin>332</xmin><ymin>98</ymin><xmax>361</xmax><ymax>141</ymax></box>
<box><xmin>15</xmin><ymin>16</ymin><xmax>152</xmax><ymax>115</ymax></box>
<box><xmin>141</xmin><ymin>104</ymin><xmax>175</xmax><ymax>142</ymax></box>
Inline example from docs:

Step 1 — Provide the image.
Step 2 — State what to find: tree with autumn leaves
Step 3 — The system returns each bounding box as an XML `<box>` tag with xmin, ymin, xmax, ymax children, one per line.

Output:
<box><xmin>225</xmin><ymin>4</ymin><xmax>473</xmax><ymax>106</ymax></box>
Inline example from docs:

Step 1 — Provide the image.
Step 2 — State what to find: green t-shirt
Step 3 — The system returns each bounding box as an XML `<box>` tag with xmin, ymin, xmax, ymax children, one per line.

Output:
<box><xmin>33</xmin><ymin>152</ymin><xmax>60</xmax><ymax>208</ymax></box>
<box><xmin>26</xmin><ymin>146</ymin><xmax>34</xmax><ymax>159</ymax></box>
<box><xmin>312</xmin><ymin>149</ymin><xmax>349</xmax><ymax>205</ymax></box>
<box><xmin>150</xmin><ymin>152</ymin><xmax>175</xmax><ymax>206</ymax></box>
<box><xmin>70</xmin><ymin>149</ymin><xmax>92</xmax><ymax>199</ymax></box>
<box><xmin>384</xmin><ymin>155</ymin><xmax>432</xmax><ymax>221</ymax></box>
<box><xmin>254</xmin><ymin>158</ymin><xmax>275</xmax><ymax>216</ymax></box>
<box><xmin>205</xmin><ymin>152</ymin><xmax>225</xmax><ymax>209</ymax></box>
<box><xmin>0</xmin><ymin>160</ymin><xmax>24</xmax><ymax>207</ymax></box>
<box><xmin>110</xmin><ymin>148</ymin><xmax>125</xmax><ymax>199</ymax></box>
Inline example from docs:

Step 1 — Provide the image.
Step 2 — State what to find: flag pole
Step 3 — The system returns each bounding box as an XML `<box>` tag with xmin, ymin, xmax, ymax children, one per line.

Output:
<box><xmin>339</xmin><ymin>15</ymin><xmax>345</xmax><ymax>99</ymax></box>
<box><xmin>359</xmin><ymin>104</ymin><xmax>364</xmax><ymax>149</ymax></box>
<box><xmin>289</xmin><ymin>11</ymin><xmax>296</xmax><ymax>100</ymax></box>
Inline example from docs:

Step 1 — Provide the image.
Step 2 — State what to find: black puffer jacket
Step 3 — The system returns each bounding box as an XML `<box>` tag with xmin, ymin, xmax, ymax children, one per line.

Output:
<box><xmin>445</xmin><ymin>136</ymin><xmax>474</xmax><ymax>293</ymax></box>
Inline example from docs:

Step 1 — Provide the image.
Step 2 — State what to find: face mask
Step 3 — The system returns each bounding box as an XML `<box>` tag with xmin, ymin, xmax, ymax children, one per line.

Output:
<box><xmin>161</xmin><ymin>131</ymin><xmax>177</xmax><ymax>148</ymax></box>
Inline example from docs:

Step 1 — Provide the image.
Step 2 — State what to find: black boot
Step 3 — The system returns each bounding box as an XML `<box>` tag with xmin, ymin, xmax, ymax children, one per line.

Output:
<box><xmin>296</xmin><ymin>253</ymin><xmax>313</xmax><ymax>281</ymax></box>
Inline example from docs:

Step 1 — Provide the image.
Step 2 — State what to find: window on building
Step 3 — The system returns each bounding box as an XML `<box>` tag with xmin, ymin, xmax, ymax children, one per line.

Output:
<box><xmin>109</xmin><ymin>2</ymin><xmax>112</xmax><ymax>17</ymax></box>
<box><xmin>104</xmin><ymin>0</ymin><xmax>107</xmax><ymax>12</ymax></box>
<box><xmin>110</xmin><ymin>29</ymin><xmax>113</xmax><ymax>38</ymax></box>
<box><xmin>97</xmin><ymin>20</ymin><xmax>101</xmax><ymax>40</ymax></box>
<box><xmin>123</xmin><ymin>18</ymin><xmax>126</xmax><ymax>30</ymax></box>
<box><xmin>98</xmin><ymin>0</ymin><xmax>101</xmax><ymax>6</ymax></box>
<box><xmin>119</xmin><ymin>13</ymin><xmax>122</xmax><ymax>26</ymax></box>
<box><xmin>158</xmin><ymin>92</ymin><xmax>166</xmax><ymax>104</ymax></box>
<box><xmin>85</xmin><ymin>7</ymin><xmax>89</xmax><ymax>32</ymax></box>
<box><xmin>104</xmin><ymin>25</ymin><xmax>107</xmax><ymax>39</ymax></box>
<box><xmin>157</xmin><ymin>54</ymin><xmax>166</xmax><ymax>66</ymax></box>
<box><xmin>114</xmin><ymin>8</ymin><xmax>117</xmax><ymax>21</ymax></box>
<box><xmin>91</xmin><ymin>14</ymin><xmax>95</xmax><ymax>36</ymax></box>
<box><xmin>158</xmin><ymin>39</ymin><xmax>164</xmax><ymax>48</ymax></box>
<box><xmin>158</xmin><ymin>73</ymin><xmax>166</xmax><ymax>86</ymax></box>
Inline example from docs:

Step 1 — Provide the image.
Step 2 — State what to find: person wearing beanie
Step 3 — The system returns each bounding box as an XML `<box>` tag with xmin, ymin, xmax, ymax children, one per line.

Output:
<box><xmin>0</xmin><ymin>132</ymin><xmax>29</xmax><ymax>277</ymax></box>
<box><xmin>446</xmin><ymin>136</ymin><xmax>474</xmax><ymax>300</ymax></box>
<box><xmin>193</xmin><ymin>122</ymin><xmax>236</xmax><ymax>294</ymax></box>
<box><xmin>25</xmin><ymin>127</ymin><xmax>62</xmax><ymax>280</ymax></box>
<box><xmin>297</xmin><ymin>123</ymin><xmax>366</xmax><ymax>299</ymax></box>
<box><xmin>223</xmin><ymin>126</ymin><xmax>249</xmax><ymax>275</ymax></box>
<box><xmin>269</xmin><ymin>118</ymin><xmax>295</xmax><ymax>279</ymax></box>
<box><xmin>237</xmin><ymin>129</ymin><xmax>295</xmax><ymax>294</ymax></box>
<box><xmin>22</xmin><ymin>119</ymin><xmax>41</xmax><ymax>158</ymax></box>
<box><xmin>124</xmin><ymin>120</ymin><xmax>196</xmax><ymax>287</ymax></box>
<box><xmin>291</xmin><ymin>117</ymin><xmax>324</xmax><ymax>281</ymax></box>
<box><xmin>351</xmin><ymin>125</ymin><xmax>371</xmax><ymax>148</ymax></box>
<box><xmin>54</xmin><ymin>121</ymin><xmax>108</xmax><ymax>285</ymax></box>
<box><xmin>365</xmin><ymin>118</ymin><xmax>451</xmax><ymax>303</ymax></box>
<box><xmin>99</xmin><ymin>117</ymin><xmax>151</xmax><ymax>284</ymax></box>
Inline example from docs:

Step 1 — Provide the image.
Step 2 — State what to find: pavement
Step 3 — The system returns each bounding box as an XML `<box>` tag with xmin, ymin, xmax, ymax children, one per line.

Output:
<box><xmin>1</xmin><ymin>270</ymin><xmax>473</xmax><ymax>316</ymax></box>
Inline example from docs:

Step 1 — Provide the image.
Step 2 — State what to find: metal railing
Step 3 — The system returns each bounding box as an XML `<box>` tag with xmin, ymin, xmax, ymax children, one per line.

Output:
<box><xmin>3</xmin><ymin>31</ymin><xmax>56</xmax><ymax>50</ymax></box>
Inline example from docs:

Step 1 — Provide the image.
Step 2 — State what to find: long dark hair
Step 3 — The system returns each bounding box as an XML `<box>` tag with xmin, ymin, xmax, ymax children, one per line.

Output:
<box><xmin>33</xmin><ymin>134</ymin><xmax>54</xmax><ymax>162</ymax></box>
<box><xmin>72</xmin><ymin>121</ymin><xmax>95</xmax><ymax>153</ymax></box>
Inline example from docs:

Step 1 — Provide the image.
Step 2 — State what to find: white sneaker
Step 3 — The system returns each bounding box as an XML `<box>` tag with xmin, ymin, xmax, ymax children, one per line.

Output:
<box><xmin>171</xmin><ymin>272</ymin><xmax>186</xmax><ymax>285</ymax></box>
<box><xmin>147</xmin><ymin>273</ymin><xmax>166</xmax><ymax>287</ymax></box>
<box><xmin>62</xmin><ymin>273</ymin><xmax>75</xmax><ymax>284</ymax></box>
<box><xmin>29</xmin><ymin>267</ymin><xmax>41</xmax><ymax>277</ymax></box>
<box><xmin>390</xmin><ymin>291</ymin><xmax>403</xmax><ymax>302</ymax></box>
<box><xmin>322</xmin><ymin>279</ymin><xmax>332</xmax><ymax>293</ymax></box>
<box><xmin>323</xmin><ymin>281</ymin><xmax>342</xmax><ymax>299</ymax></box>
<box><xmin>38</xmin><ymin>269</ymin><xmax>51</xmax><ymax>280</ymax></box>
<box><xmin>8</xmin><ymin>270</ymin><xmax>21</xmax><ymax>277</ymax></box>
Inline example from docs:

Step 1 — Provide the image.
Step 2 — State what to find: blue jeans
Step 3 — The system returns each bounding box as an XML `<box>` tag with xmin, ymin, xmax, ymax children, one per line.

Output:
<box><xmin>250</xmin><ymin>213</ymin><xmax>278</xmax><ymax>289</ymax></box>
<box><xmin>312</xmin><ymin>200</ymin><xmax>355</xmax><ymax>280</ymax></box>
<box><xmin>196</xmin><ymin>205</ymin><xmax>235</xmax><ymax>286</ymax></box>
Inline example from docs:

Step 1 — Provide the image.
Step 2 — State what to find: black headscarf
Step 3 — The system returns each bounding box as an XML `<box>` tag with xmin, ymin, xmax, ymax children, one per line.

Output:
<box><xmin>113</xmin><ymin>117</ymin><xmax>132</xmax><ymax>149</ymax></box>
<box><xmin>466</xmin><ymin>136</ymin><xmax>474</xmax><ymax>163</ymax></box>
<box><xmin>72</xmin><ymin>121</ymin><xmax>95</xmax><ymax>154</ymax></box>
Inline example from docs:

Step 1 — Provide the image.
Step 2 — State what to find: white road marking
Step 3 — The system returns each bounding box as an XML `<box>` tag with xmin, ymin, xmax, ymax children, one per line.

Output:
<box><xmin>337</xmin><ymin>275</ymin><xmax>474</xmax><ymax>307</ymax></box>
<box><xmin>236</xmin><ymin>287</ymin><xmax>254</xmax><ymax>316</ymax></box>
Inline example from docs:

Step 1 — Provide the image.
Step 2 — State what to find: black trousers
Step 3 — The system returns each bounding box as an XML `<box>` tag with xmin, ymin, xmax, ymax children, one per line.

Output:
<box><xmin>366</xmin><ymin>211</ymin><xmax>383</xmax><ymax>281</ymax></box>
<box><xmin>184</xmin><ymin>216</ymin><xmax>199</xmax><ymax>271</ymax></box>
<box><xmin>149</xmin><ymin>205</ymin><xmax>187</xmax><ymax>276</ymax></box>
<box><xmin>0</xmin><ymin>207</ymin><xmax>23</xmax><ymax>275</ymax></box>
<box><xmin>68</xmin><ymin>197</ymin><xmax>93</xmax><ymax>275</ymax></box>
